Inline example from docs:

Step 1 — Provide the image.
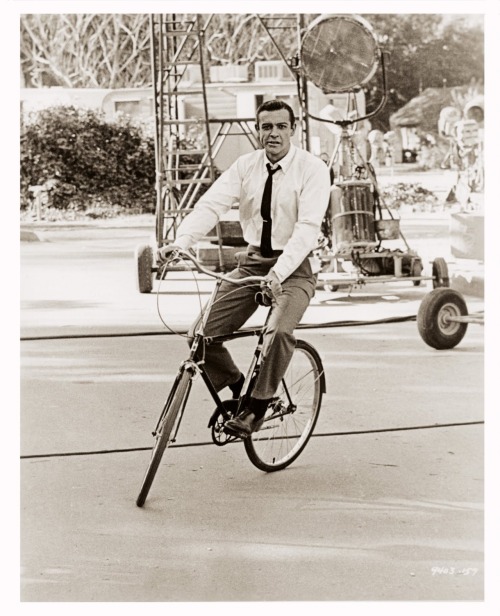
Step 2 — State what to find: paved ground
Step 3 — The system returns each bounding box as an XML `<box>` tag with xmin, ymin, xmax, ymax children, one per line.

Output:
<box><xmin>17</xmin><ymin>168</ymin><xmax>495</xmax><ymax>610</ymax></box>
<box><xmin>21</xmin><ymin>323</ymin><xmax>484</xmax><ymax>602</ymax></box>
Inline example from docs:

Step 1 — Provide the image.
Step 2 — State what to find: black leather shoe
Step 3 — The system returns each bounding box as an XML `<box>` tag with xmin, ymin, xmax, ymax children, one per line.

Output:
<box><xmin>223</xmin><ymin>409</ymin><xmax>264</xmax><ymax>439</ymax></box>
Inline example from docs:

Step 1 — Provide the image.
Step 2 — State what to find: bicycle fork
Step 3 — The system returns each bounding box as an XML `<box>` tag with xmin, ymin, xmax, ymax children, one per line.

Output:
<box><xmin>152</xmin><ymin>361</ymin><xmax>195</xmax><ymax>443</ymax></box>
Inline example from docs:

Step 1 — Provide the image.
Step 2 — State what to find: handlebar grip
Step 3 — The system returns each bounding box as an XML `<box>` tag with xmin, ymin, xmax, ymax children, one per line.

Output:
<box><xmin>158</xmin><ymin>247</ymin><xmax>268</xmax><ymax>286</ymax></box>
<box><xmin>255</xmin><ymin>291</ymin><xmax>273</xmax><ymax>307</ymax></box>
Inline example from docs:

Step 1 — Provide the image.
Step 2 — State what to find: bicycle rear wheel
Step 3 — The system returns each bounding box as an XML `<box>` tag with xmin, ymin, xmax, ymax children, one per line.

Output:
<box><xmin>136</xmin><ymin>368</ymin><xmax>191</xmax><ymax>507</ymax></box>
<box><xmin>244</xmin><ymin>339</ymin><xmax>324</xmax><ymax>472</ymax></box>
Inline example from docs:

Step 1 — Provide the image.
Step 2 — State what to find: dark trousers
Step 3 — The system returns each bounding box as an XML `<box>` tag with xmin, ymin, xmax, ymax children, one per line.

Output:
<box><xmin>188</xmin><ymin>246</ymin><xmax>316</xmax><ymax>399</ymax></box>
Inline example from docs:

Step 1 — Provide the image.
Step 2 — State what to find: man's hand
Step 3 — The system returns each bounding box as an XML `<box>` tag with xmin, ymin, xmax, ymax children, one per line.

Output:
<box><xmin>156</xmin><ymin>244</ymin><xmax>181</xmax><ymax>266</ymax></box>
<box><xmin>262</xmin><ymin>270</ymin><xmax>282</xmax><ymax>303</ymax></box>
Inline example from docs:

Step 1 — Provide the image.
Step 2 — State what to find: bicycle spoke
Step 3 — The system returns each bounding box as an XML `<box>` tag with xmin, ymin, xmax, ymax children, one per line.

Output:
<box><xmin>244</xmin><ymin>341</ymin><xmax>323</xmax><ymax>471</ymax></box>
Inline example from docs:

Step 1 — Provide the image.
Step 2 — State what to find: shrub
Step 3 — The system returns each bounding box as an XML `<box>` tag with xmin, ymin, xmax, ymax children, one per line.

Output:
<box><xmin>380</xmin><ymin>182</ymin><xmax>439</xmax><ymax>212</ymax></box>
<box><xmin>20</xmin><ymin>105</ymin><xmax>156</xmax><ymax>214</ymax></box>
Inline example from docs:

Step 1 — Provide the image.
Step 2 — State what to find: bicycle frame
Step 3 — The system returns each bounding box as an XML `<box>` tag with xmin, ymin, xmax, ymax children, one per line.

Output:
<box><xmin>137</xmin><ymin>249</ymin><xmax>326</xmax><ymax>506</ymax></box>
<box><xmin>153</xmin><ymin>254</ymin><xmax>271</xmax><ymax>445</ymax></box>
<box><xmin>159</xmin><ymin>309</ymin><xmax>302</xmax><ymax>448</ymax></box>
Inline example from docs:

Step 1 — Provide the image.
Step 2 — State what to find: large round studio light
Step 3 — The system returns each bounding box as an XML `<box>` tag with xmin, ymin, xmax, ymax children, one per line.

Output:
<box><xmin>301</xmin><ymin>14</ymin><xmax>381</xmax><ymax>93</ymax></box>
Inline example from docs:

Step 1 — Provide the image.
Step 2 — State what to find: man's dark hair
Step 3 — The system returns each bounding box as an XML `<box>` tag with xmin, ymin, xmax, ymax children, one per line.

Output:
<box><xmin>256</xmin><ymin>99</ymin><xmax>296</xmax><ymax>127</ymax></box>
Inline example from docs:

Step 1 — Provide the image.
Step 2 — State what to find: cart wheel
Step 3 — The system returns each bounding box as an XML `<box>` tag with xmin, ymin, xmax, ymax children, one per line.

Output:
<box><xmin>323</xmin><ymin>283</ymin><xmax>339</xmax><ymax>292</ymax></box>
<box><xmin>411</xmin><ymin>258</ymin><xmax>423</xmax><ymax>286</ymax></box>
<box><xmin>417</xmin><ymin>288</ymin><xmax>468</xmax><ymax>349</ymax></box>
<box><xmin>136</xmin><ymin>244</ymin><xmax>153</xmax><ymax>294</ymax></box>
<box><xmin>432</xmin><ymin>257</ymin><xmax>450</xmax><ymax>288</ymax></box>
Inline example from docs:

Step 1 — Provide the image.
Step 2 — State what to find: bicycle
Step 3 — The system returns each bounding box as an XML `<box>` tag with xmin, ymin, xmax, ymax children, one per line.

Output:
<box><xmin>136</xmin><ymin>248</ymin><xmax>326</xmax><ymax>507</ymax></box>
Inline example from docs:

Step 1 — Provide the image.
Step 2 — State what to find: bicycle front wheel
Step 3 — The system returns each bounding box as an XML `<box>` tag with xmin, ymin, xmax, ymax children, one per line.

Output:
<box><xmin>136</xmin><ymin>368</ymin><xmax>191</xmax><ymax>507</ymax></box>
<box><xmin>244</xmin><ymin>339</ymin><xmax>324</xmax><ymax>472</ymax></box>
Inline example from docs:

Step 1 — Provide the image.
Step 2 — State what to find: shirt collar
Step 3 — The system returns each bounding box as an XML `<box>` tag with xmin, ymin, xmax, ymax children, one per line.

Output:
<box><xmin>264</xmin><ymin>143</ymin><xmax>296</xmax><ymax>174</ymax></box>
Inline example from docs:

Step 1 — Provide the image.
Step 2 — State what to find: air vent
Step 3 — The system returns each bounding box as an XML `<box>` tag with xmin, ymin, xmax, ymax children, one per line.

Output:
<box><xmin>209</xmin><ymin>64</ymin><xmax>249</xmax><ymax>83</ymax></box>
<box><xmin>254</xmin><ymin>61</ymin><xmax>293</xmax><ymax>82</ymax></box>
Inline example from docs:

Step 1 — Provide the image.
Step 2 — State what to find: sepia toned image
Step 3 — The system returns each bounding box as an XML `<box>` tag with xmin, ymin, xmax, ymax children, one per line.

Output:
<box><xmin>15</xmin><ymin>1</ymin><xmax>494</xmax><ymax>610</ymax></box>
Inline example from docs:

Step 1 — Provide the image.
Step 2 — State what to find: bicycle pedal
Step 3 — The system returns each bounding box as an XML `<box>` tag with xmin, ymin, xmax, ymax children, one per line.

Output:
<box><xmin>210</xmin><ymin>399</ymin><xmax>242</xmax><ymax>445</ymax></box>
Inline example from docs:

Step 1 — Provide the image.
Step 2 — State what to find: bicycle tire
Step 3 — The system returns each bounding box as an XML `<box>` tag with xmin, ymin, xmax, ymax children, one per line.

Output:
<box><xmin>136</xmin><ymin>369</ymin><xmax>191</xmax><ymax>507</ymax></box>
<box><xmin>244</xmin><ymin>339</ymin><xmax>324</xmax><ymax>472</ymax></box>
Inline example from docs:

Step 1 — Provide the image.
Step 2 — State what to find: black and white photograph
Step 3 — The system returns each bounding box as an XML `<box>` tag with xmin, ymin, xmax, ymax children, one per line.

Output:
<box><xmin>8</xmin><ymin>0</ymin><xmax>498</xmax><ymax>612</ymax></box>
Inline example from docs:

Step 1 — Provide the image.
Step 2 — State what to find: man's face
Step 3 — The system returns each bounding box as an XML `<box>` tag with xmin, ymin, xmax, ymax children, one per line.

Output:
<box><xmin>256</xmin><ymin>109</ymin><xmax>295</xmax><ymax>163</ymax></box>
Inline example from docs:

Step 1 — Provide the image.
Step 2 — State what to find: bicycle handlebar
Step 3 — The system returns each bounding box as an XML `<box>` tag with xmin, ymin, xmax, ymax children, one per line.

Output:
<box><xmin>159</xmin><ymin>247</ymin><xmax>273</xmax><ymax>306</ymax></box>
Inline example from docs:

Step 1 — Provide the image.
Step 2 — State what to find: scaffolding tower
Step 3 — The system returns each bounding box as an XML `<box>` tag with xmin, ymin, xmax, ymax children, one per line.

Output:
<box><xmin>150</xmin><ymin>14</ymin><xmax>215</xmax><ymax>247</ymax></box>
<box><xmin>136</xmin><ymin>13</ymin><xmax>306</xmax><ymax>291</ymax></box>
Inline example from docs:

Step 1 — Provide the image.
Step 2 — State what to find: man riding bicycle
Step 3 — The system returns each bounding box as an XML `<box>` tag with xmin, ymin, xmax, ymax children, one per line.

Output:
<box><xmin>158</xmin><ymin>99</ymin><xmax>331</xmax><ymax>439</ymax></box>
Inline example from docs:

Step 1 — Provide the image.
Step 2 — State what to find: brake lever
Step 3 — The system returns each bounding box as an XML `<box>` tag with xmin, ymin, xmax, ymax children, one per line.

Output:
<box><xmin>157</xmin><ymin>247</ymin><xmax>181</xmax><ymax>269</ymax></box>
<box><xmin>255</xmin><ymin>282</ymin><xmax>273</xmax><ymax>307</ymax></box>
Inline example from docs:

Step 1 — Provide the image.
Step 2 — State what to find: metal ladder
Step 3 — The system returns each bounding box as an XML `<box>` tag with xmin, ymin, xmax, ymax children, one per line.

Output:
<box><xmin>150</xmin><ymin>14</ymin><xmax>215</xmax><ymax>247</ymax></box>
<box><xmin>148</xmin><ymin>13</ymin><xmax>310</xmax><ymax>272</ymax></box>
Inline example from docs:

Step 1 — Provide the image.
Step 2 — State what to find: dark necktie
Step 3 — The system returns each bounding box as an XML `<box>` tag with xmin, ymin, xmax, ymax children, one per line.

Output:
<box><xmin>260</xmin><ymin>163</ymin><xmax>281</xmax><ymax>257</ymax></box>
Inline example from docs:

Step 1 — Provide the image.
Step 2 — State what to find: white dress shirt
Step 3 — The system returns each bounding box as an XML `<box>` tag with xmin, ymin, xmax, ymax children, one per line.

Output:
<box><xmin>174</xmin><ymin>143</ymin><xmax>331</xmax><ymax>281</ymax></box>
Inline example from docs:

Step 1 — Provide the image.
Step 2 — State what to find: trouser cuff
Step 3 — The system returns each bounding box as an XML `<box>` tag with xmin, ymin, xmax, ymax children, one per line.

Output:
<box><xmin>248</xmin><ymin>396</ymin><xmax>272</xmax><ymax>419</ymax></box>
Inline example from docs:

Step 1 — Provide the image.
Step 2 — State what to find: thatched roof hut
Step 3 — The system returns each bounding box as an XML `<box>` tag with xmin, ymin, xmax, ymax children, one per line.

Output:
<box><xmin>389</xmin><ymin>85</ymin><xmax>483</xmax><ymax>134</ymax></box>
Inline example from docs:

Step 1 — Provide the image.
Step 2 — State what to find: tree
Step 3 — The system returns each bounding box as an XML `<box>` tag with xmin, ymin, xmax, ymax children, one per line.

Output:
<box><xmin>20</xmin><ymin>14</ymin><xmax>318</xmax><ymax>88</ymax></box>
<box><xmin>21</xmin><ymin>14</ymin><xmax>151</xmax><ymax>87</ymax></box>
<box><xmin>20</xmin><ymin>13</ymin><xmax>483</xmax><ymax>132</ymax></box>
<box><xmin>361</xmin><ymin>14</ymin><xmax>483</xmax><ymax>130</ymax></box>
